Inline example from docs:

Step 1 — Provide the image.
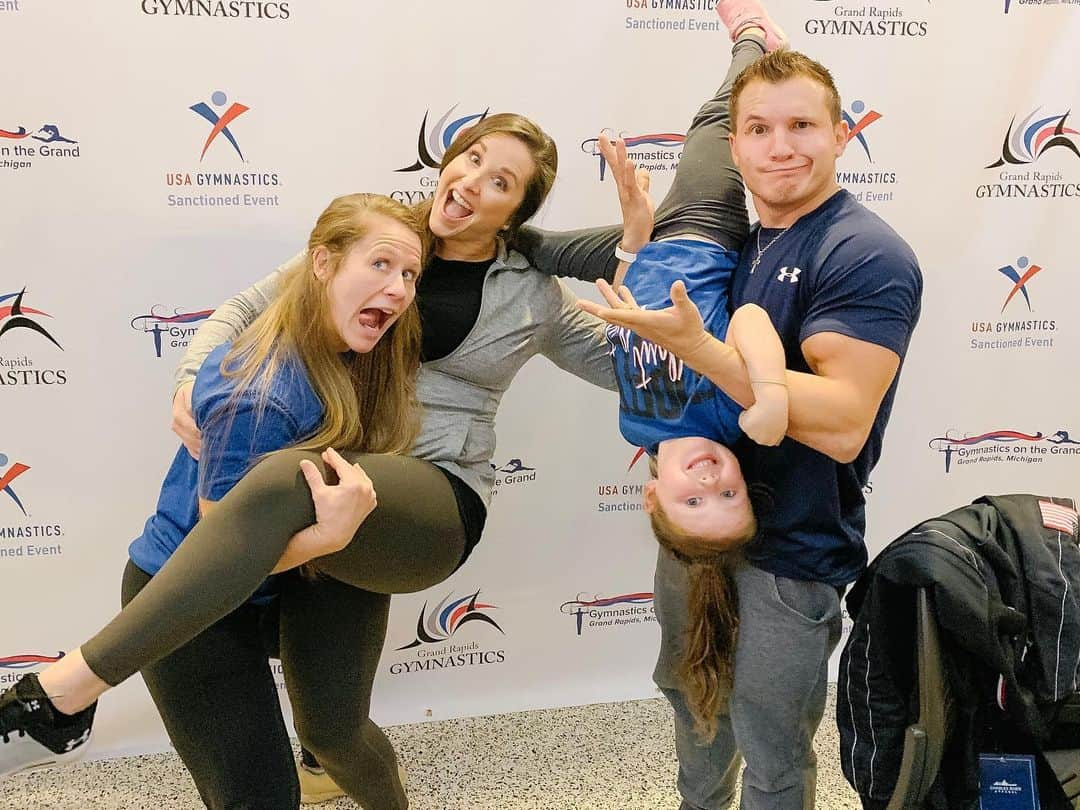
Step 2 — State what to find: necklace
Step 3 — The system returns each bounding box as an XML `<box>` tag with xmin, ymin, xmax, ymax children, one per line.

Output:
<box><xmin>750</xmin><ymin>226</ymin><xmax>790</xmax><ymax>274</ymax></box>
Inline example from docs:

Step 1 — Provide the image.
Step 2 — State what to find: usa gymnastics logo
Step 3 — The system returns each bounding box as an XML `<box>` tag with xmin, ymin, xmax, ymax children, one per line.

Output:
<box><xmin>997</xmin><ymin>256</ymin><xmax>1042</xmax><ymax>312</ymax></box>
<box><xmin>843</xmin><ymin>101</ymin><xmax>882</xmax><ymax>161</ymax></box>
<box><xmin>970</xmin><ymin>256</ymin><xmax>1058</xmax><ymax>352</ymax></box>
<box><xmin>560</xmin><ymin>592</ymin><xmax>655</xmax><ymax>635</ymax></box>
<box><xmin>581</xmin><ymin>131</ymin><xmax>684</xmax><ymax>181</ymax></box>
<box><xmin>395</xmin><ymin>104</ymin><xmax>489</xmax><ymax>173</ymax></box>
<box><xmin>395</xmin><ymin>589</ymin><xmax>504</xmax><ymax>650</ymax></box>
<box><xmin>928</xmin><ymin>428</ymin><xmax>1080</xmax><ymax>473</ymax></box>
<box><xmin>836</xmin><ymin>96</ymin><xmax>898</xmax><ymax>203</ymax></box>
<box><xmin>0</xmin><ymin>123</ymin><xmax>80</xmax><ymax>171</ymax></box>
<box><xmin>0</xmin><ymin>452</ymin><xmax>64</xmax><ymax>554</ymax></box>
<box><xmin>189</xmin><ymin>91</ymin><xmax>249</xmax><ymax>161</ymax></box>
<box><xmin>621</xmin><ymin>0</ymin><xmax>726</xmax><ymax>34</ymax></box>
<box><xmin>167</xmin><ymin>90</ymin><xmax>281</xmax><ymax>208</ymax></box>
<box><xmin>595</xmin><ymin>451</ymin><xmax>650</xmax><ymax>515</ymax></box>
<box><xmin>130</xmin><ymin>306</ymin><xmax>214</xmax><ymax>358</ymax></box>
<box><xmin>0</xmin><ymin>453</ymin><xmax>31</xmax><ymax>516</ymax></box>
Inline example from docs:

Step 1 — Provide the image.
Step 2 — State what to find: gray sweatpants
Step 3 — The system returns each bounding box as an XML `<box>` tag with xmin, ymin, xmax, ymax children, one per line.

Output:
<box><xmin>653</xmin><ymin>548</ymin><xmax>844</xmax><ymax>810</ymax></box>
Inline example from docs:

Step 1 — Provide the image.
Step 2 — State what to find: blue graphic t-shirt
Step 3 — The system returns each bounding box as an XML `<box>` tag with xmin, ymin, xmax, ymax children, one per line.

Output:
<box><xmin>128</xmin><ymin>342</ymin><xmax>324</xmax><ymax>601</ymax></box>
<box><xmin>731</xmin><ymin>190</ymin><xmax>922</xmax><ymax>586</ymax></box>
<box><xmin>609</xmin><ymin>239</ymin><xmax>743</xmax><ymax>454</ymax></box>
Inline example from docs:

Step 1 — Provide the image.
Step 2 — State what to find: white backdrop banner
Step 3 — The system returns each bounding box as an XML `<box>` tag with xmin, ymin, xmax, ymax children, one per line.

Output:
<box><xmin>1</xmin><ymin>0</ymin><xmax>1078</xmax><ymax>760</ymax></box>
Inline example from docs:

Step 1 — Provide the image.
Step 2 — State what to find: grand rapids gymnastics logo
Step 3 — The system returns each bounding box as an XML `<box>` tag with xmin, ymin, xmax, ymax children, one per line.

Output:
<box><xmin>130</xmin><ymin>306</ymin><xmax>214</xmax><ymax>358</ymax></box>
<box><xmin>165</xmin><ymin>89</ymin><xmax>282</xmax><ymax>209</ymax></box>
<box><xmin>0</xmin><ymin>122</ymin><xmax>80</xmax><ymax>172</ymax></box>
<box><xmin>803</xmin><ymin>0</ymin><xmax>929</xmax><ymax>38</ymax></box>
<box><xmin>977</xmin><ymin>107</ymin><xmax>1080</xmax><ymax>199</ymax></box>
<box><xmin>581</xmin><ymin>130</ymin><xmax>684</xmax><ymax>182</ymax></box>
<box><xmin>139</xmin><ymin>0</ymin><xmax>291</xmax><ymax>20</ymax></box>
<box><xmin>388</xmin><ymin>589</ymin><xmax>506</xmax><ymax>675</ymax></box>
<box><xmin>0</xmin><ymin>288</ymin><xmax>67</xmax><ymax>388</ymax></box>
<box><xmin>969</xmin><ymin>255</ymin><xmax>1059</xmax><ymax>353</ymax></box>
<box><xmin>560</xmin><ymin>592</ymin><xmax>655</xmax><ymax>635</ymax></box>
<box><xmin>0</xmin><ymin>288</ymin><xmax>61</xmax><ymax>350</ymax></box>
<box><xmin>389</xmin><ymin>104</ymin><xmax>488</xmax><ymax>206</ymax></box>
<box><xmin>928</xmin><ymin>428</ymin><xmax>1080</xmax><ymax>473</ymax></box>
<box><xmin>0</xmin><ymin>652</ymin><xmax>64</xmax><ymax>685</ymax></box>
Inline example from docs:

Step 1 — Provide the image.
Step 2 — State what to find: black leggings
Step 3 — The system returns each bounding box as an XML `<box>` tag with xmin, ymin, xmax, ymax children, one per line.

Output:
<box><xmin>124</xmin><ymin>561</ymin><xmax>405</xmax><ymax>810</ymax></box>
<box><xmin>78</xmin><ymin>36</ymin><xmax>763</xmax><ymax>810</ymax></box>
<box><xmin>85</xmin><ymin>452</ymin><xmax>463</xmax><ymax>810</ymax></box>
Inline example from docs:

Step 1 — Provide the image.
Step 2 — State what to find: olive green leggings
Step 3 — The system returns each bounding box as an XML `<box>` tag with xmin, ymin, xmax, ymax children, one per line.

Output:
<box><xmin>83</xmin><ymin>450</ymin><xmax>468</xmax><ymax>810</ymax></box>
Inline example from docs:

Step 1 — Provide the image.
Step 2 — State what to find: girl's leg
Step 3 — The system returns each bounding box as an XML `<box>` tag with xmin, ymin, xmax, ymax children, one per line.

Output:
<box><xmin>515</xmin><ymin>35</ymin><xmax>765</xmax><ymax>282</ymax></box>
<box><xmin>651</xmin><ymin>35</ymin><xmax>764</xmax><ymax>247</ymax></box>
<box><xmin>123</xmin><ymin>563</ymin><xmax>299</xmax><ymax>810</ymax></box>
<box><xmin>278</xmin><ymin>572</ymin><xmax>406</xmax><ymax>810</ymax></box>
<box><xmin>80</xmin><ymin>449</ymin><xmax>466</xmax><ymax>688</ymax></box>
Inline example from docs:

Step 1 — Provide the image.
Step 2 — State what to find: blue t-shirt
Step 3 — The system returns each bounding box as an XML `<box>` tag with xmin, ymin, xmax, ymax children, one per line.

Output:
<box><xmin>731</xmin><ymin>190</ymin><xmax>922</xmax><ymax>586</ymax></box>
<box><xmin>609</xmin><ymin>239</ymin><xmax>743</xmax><ymax>454</ymax></box>
<box><xmin>128</xmin><ymin>342</ymin><xmax>324</xmax><ymax>601</ymax></box>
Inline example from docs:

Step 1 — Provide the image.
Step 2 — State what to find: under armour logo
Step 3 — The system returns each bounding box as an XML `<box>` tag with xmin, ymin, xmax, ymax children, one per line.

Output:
<box><xmin>776</xmin><ymin>267</ymin><xmax>802</xmax><ymax>283</ymax></box>
<box><xmin>64</xmin><ymin>729</ymin><xmax>90</xmax><ymax>751</ymax></box>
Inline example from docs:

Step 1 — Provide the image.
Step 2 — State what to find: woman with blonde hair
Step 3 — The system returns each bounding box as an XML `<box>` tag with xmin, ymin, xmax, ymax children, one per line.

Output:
<box><xmin>0</xmin><ymin>193</ymin><xmax>428</xmax><ymax>807</ymax></box>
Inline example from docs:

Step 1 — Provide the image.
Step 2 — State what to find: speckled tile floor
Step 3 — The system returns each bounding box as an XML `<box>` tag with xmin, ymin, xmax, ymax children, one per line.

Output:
<box><xmin>1</xmin><ymin>688</ymin><xmax>860</xmax><ymax>809</ymax></box>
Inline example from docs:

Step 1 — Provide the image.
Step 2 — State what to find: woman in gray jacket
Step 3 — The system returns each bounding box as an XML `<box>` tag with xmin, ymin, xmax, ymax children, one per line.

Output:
<box><xmin>0</xmin><ymin>22</ymin><xmax>767</xmax><ymax>810</ymax></box>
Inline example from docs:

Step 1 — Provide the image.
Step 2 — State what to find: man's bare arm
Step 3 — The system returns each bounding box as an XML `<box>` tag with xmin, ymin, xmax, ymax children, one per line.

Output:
<box><xmin>579</xmin><ymin>281</ymin><xmax>899</xmax><ymax>462</ymax></box>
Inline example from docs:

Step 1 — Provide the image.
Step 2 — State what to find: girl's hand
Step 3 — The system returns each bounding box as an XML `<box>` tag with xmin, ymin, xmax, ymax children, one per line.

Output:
<box><xmin>598</xmin><ymin>132</ymin><xmax>654</xmax><ymax>252</ymax></box>
<box><xmin>579</xmin><ymin>279</ymin><xmax>710</xmax><ymax>361</ymax></box>
<box><xmin>739</xmin><ymin>387</ymin><xmax>789</xmax><ymax>447</ymax></box>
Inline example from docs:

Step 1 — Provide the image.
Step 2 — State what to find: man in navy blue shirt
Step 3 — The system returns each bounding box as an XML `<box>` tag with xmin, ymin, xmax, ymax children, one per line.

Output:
<box><xmin>584</xmin><ymin>49</ymin><xmax>922</xmax><ymax>810</ymax></box>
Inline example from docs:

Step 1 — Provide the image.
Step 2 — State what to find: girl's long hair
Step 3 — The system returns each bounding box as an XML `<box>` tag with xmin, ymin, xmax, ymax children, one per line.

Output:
<box><xmin>648</xmin><ymin>458</ymin><xmax>770</xmax><ymax>742</ymax></box>
<box><xmin>219</xmin><ymin>193</ymin><xmax>425</xmax><ymax>456</ymax></box>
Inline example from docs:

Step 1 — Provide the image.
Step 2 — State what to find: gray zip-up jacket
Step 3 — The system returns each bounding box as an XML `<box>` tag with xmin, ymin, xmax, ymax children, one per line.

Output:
<box><xmin>175</xmin><ymin>245</ymin><xmax>617</xmax><ymax>507</ymax></box>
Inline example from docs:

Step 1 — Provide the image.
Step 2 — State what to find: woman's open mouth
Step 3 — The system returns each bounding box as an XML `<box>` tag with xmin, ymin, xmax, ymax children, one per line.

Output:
<box><xmin>356</xmin><ymin>308</ymin><xmax>393</xmax><ymax>331</ymax></box>
<box><xmin>442</xmin><ymin>188</ymin><xmax>474</xmax><ymax>221</ymax></box>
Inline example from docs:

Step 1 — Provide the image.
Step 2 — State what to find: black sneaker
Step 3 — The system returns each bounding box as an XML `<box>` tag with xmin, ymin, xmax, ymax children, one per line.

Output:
<box><xmin>0</xmin><ymin>673</ymin><xmax>96</xmax><ymax>778</ymax></box>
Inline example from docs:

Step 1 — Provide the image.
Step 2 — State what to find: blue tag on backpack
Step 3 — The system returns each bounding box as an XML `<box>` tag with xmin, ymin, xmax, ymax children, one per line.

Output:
<box><xmin>978</xmin><ymin>754</ymin><xmax>1039</xmax><ymax>809</ymax></box>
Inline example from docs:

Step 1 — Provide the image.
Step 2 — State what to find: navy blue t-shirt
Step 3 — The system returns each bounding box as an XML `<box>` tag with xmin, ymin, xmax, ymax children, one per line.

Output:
<box><xmin>732</xmin><ymin>190</ymin><xmax>922</xmax><ymax>586</ymax></box>
<box><xmin>609</xmin><ymin>239</ymin><xmax>743</xmax><ymax>454</ymax></box>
